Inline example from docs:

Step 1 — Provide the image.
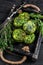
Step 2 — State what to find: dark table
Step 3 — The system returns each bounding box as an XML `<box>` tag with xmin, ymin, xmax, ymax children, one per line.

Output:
<box><xmin>0</xmin><ymin>0</ymin><xmax>43</xmax><ymax>65</ymax></box>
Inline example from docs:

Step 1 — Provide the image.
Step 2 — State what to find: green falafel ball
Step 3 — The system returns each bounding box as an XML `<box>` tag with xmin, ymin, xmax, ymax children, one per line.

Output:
<box><xmin>13</xmin><ymin>29</ymin><xmax>26</xmax><ymax>42</ymax></box>
<box><xmin>14</xmin><ymin>12</ymin><xmax>30</xmax><ymax>27</ymax></box>
<box><xmin>14</xmin><ymin>17</ymin><xmax>24</xmax><ymax>27</ymax></box>
<box><xmin>19</xmin><ymin>12</ymin><xmax>30</xmax><ymax>21</ymax></box>
<box><xmin>24</xmin><ymin>34</ymin><xmax>35</xmax><ymax>44</ymax></box>
<box><xmin>23</xmin><ymin>20</ymin><xmax>36</xmax><ymax>34</ymax></box>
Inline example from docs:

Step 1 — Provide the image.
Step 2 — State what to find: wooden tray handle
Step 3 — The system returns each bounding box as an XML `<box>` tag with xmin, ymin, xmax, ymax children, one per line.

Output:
<box><xmin>23</xmin><ymin>4</ymin><xmax>41</xmax><ymax>13</ymax></box>
<box><xmin>0</xmin><ymin>50</ymin><xmax>27</xmax><ymax>65</ymax></box>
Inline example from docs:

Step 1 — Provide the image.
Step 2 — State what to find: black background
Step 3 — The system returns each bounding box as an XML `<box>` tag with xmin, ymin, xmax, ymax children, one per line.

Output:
<box><xmin>0</xmin><ymin>0</ymin><xmax>43</xmax><ymax>65</ymax></box>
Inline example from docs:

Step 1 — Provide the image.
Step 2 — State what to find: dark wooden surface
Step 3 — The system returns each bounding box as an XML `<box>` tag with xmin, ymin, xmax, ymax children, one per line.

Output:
<box><xmin>0</xmin><ymin>0</ymin><xmax>43</xmax><ymax>65</ymax></box>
